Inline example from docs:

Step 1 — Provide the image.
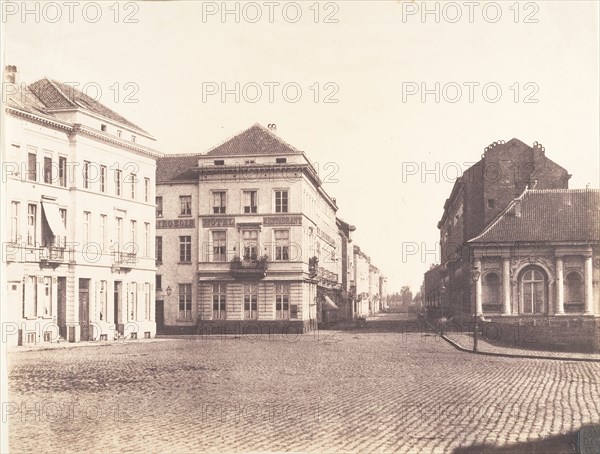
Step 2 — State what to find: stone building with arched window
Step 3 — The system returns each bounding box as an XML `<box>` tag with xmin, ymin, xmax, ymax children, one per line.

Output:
<box><xmin>468</xmin><ymin>188</ymin><xmax>600</xmax><ymax>352</ymax></box>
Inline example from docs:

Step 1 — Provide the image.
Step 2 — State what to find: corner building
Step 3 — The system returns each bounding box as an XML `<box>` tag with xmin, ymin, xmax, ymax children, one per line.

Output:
<box><xmin>158</xmin><ymin>124</ymin><xmax>342</xmax><ymax>334</ymax></box>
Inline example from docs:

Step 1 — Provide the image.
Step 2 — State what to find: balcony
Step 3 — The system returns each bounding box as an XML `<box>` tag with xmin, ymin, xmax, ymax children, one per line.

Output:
<box><xmin>112</xmin><ymin>251</ymin><xmax>137</xmax><ymax>272</ymax></box>
<box><xmin>230</xmin><ymin>256</ymin><xmax>267</xmax><ymax>279</ymax></box>
<box><xmin>40</xmin><ymin>246</ymin><xmax>65</xmax><ymax>267</ymax></box>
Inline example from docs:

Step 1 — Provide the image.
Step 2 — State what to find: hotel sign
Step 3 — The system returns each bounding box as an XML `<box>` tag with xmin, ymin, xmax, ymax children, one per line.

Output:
<box><xmin>157</xmin><ymin>219</ymin><xmax>195</xmax><ymax>229</ymax></box>
<box><xmin>263</xmin><ymin>216</ymin><xmax>302</xmax><ymax>226</ymax></box>
<box><xmin>202</xmin><ymin>217</ymin><xmax>235</xmax><ymax>228</ymax></box>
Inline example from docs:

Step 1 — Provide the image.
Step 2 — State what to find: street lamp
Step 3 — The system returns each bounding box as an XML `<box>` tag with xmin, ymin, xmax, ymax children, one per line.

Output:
<box><xmin>471</xmin><ymin>268</ymin><xmax>481</xmax><ymax>352</ymax></box>
<box><xmin>166</xmin><ymin>286</ymin><xmax>172</xmax><ymax>296</ymax></box>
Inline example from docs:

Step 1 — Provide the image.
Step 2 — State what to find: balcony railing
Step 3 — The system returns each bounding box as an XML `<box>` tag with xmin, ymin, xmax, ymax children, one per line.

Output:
<box><xmin>40</xmin><ymin>246</ymin><xmax>65</xmax><ymax>264</ymax></box>
<box><xmin>230</xmin><ymin>256</ymin><xmax>268</xmax><ymax>278</ymax></box>
<box><xmin>112</xmin><ymin>251</ymin><xmax>137</xmax><ymax>271</ymax></box>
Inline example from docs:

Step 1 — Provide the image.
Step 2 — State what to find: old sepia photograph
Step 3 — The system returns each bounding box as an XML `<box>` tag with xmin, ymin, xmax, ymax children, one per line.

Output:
<box><xmin>1</xmin><ymin>1</ymin><xmax>599</xmax><ymax>453</ymax></box>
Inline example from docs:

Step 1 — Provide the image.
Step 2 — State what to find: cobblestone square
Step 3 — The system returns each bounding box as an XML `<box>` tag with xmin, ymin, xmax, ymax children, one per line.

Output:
<box><xmin>6</xmin><ymin>316</ymin><xmax>600</xmax><ymax>453</ymax></box>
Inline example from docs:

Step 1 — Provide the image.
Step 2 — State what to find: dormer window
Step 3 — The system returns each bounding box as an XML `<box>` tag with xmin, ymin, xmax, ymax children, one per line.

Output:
<box><xmin>101</xmin><ymin>124</ymin><xmax>107</xmax><ymax>132</ymax></box>
<box><xmin>214</xmin><ymin>160</ymin><xmax>225</xmax><ymax>166</ymax></box>
<box><xmin>487</xmin><ymin>199</ymin><xmax>496</xmax><ymax>209</ymax></box>
<box><xmin>276</xmin><ymin>158</ymin><xmax>287</xmax><ymax>164</ymax></box>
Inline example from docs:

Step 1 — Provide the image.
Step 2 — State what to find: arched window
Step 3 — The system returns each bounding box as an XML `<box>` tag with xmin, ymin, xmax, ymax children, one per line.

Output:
<box><xmin>520</xmin><ymin>267</ymin><xmax>547</xmax><ymax>314</ymax></box>
<box><xmin>564</xmin><ymin>271</ymin><xmax>584</xmax><ymax>312</ymax></box>
<box><xmin>482</xmin><ymin>272</ymin><xmax>501</xmax><ymax>312</ymax></box>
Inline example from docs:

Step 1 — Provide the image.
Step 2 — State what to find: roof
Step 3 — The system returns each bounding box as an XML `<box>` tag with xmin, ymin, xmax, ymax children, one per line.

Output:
<box><xmin>205</xmin><ymin>123</ymin><xmax>302</xmax><ymax>157</ymax></box>
<box><xmin>156</xmin><ymin>154</ymin><xmax>202</xmax><ymax>182</ymax></box>
<box><xmin>22</xmin><ymin>78</ymin><xmax>149</xmax><ymax>134</ymax></box>
<box><xmin>469</xmin><ymin>189</ymin><xmax>600</xmax><ymax>243</ymax></box>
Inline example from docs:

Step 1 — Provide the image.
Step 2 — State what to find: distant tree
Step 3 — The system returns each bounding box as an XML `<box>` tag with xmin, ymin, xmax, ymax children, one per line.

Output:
<box><xmin>400</xmin><ymin>286</ymin><xmax>413</xmax><ymax>305</ymax></box>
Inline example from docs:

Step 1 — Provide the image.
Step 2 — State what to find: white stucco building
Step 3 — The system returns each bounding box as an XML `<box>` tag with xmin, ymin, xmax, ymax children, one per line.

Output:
<box><xmin>2</xmin><ymin>66</ymin><xmax>162</xmax><ymax>345</ymax></box>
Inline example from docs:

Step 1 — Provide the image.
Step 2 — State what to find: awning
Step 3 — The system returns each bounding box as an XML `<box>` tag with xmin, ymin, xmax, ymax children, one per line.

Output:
<box><xmin>323</xmin><ymin>295</ymin><xmax>338</xmax><ymax>309</ymax></box>
<box><xmin>41</xmin><ymin>201</ymin><xmax>67</xmax><ymax>238</ymax></box>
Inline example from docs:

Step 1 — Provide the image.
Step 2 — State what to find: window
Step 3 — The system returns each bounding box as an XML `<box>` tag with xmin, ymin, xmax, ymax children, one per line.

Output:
<box><xmin>156</xmin><ymin>275</ymin><xmax>162</xmax><ymax>290</ymax></box>
<box><xmin>214</xmin><ymin>160</ymin><xmax>225</xmax><ymax>166</ymax></box>
<box><xmin>24</xmin><ymin>276</ymin><xmax>37</xmax><ymax>318</ymax></box>
<box><xmin>101</xmin><ymin>124</ymin><xmax>107</xmax><ymax>132</ymax></box>
<box><xmin>213</xmin><ymin>191</ymin><xmax>226</xmax><ymax>214</ymax></box>
<box><xmin>115</xmin><ymin>217</ymin><xmax>124</xmax><ymax>252</ymax></box>
<box><xmin>156</xmin><ymin>236</ymin><xmax>163</xmax><ymax>263</ymax></box>
<box><xmin>179</xmin><ymin>284</ymin><xmax>192</xmax><ymax>320</ymax></box>
<box><xmin>83</xmin><ymin>211</ymin><xmax>91</xmax><ymax>245</ymax></box>
<box><xmin>100</xmin><ymin>166</ymin><xmax>107</xmax><ymax>192</ymax></box>
<box><xmin>27</xmin><ymin>204</ymin><xmax>36</xmax><ymax>246</ymax></box>
<box><xmin>115</xmin><ymin>169</ymin><xmax>122</xmax><ymax>196</ymax></box>
<box><xmin>275</xmin><ymin>283</ymin><xmax>290</xmax><ymax>319</ymax></box>
<box><xmin>130</xmin><ymin>174</ymin><xmax>136</xmax><ymax>199</ymax></box>
<box><xmin>156</xmin><ymin>196</ymin><xmax>163</xmax><ymax>217</ymax></box>
<box><xmin>10</xmin><ymin>201</ymin><xmax>19</xmax><ymax>243</ymax></box>
<box><xmin>243</xmin><ymin>191</ymin><xmax>258</xmax><ymax>213</ymax></box>
<box><xmin>27</xmin><ymin>152</ymin><xmax>37</xmax><ymax>181</ymax></box>
<box><xmin>180</xmin><ymin>195</ymin><xmax>192</xmax><ymax>216</ymax></box>
<box><xmin>59</xmin><ymin>209</ymin><xmax>67</xmax><ymax>246</ymax></box>
<box><xmin>212</xmin><ymin>231</ymin><xmax>226</xmax><ymax>262</ymax></box>
<box><xmin>482</xmin><ymin>272</ymin><xmax>501</xmax><ymax>312</ymax></box>
<box><xmin>487</xmin><ymin>199</ymin><xmax>496</xmax><ymax>209</ymax></box>
<box><xmin>212</xmin><ymin>284</ymin><xmax>226</xmax><ymax>319</ymax></box>
<box><xmin>131</xmin><ymin>135</ymin><xmax>136</xmax><ymax>143</ymax></box>
<box><xmin>242</xmin><ymin>230</ymin><xmax>259</xmax><ymax>260</ymax></box>
<box><xmin>83</xmin><ymin>161</ymin><xmax>90</xmax><ymax>189</ymax></box>
<box><xmin>275</xmin><ymin>190</ymin><xmax>288</xmax><ymax>213</ymax></box>
<box><xmin>276</xmin><ymin>157</ymin><xmax>287</xmax><ymax>164</ymax></box>
<box><xmin>144</xmin><ymin>283</ymin><xmax>151</xmax><ymax>320</ymax></box>
<box><xmin>99</xmin><ymin>281</ymin><xmax>108</xmax><ymax>321</ymax></box>
<box><xmin>128</xmin><ymin>282</ymin><xmax>137</xmax><ymax>321</ymax></box>
<box><xmin>565</xmin><ymin>272</ymin><xmax>584</xmax><ymax>312</ymax></box>
<box><xmin>59</xmin><ymin>157</ymin><xmax>67</xmax><ymax>187</ymax></box>
<box><xmin>42</xmin><ymin>277</ymin><xmax>52</xmax><ymax>316</ymax></box>
<box><xmin>144</xmin><ymin>223</ymin><xmax>150</xmax><ymax>257</ymax></box>
<box><xmin>44</xmin><ymin>157</ymin><xmax>52</xmax><ymax>184</ymax></box>
<box><xmin>179</xmin><ymin>236</ymin><xmax>192</xmax><ymax>262</ymax></box>
<box><xmin>130</xmin><ymin>220</ymin><xmax>137</xmax><ymax>250</ymax></box>
<box><xmin>243</xmin><ymin>284</ymin><xmax>258</xmax><ymax>319</ymax></box>
<box><xmin>100</xmin><ymin>214</ymin><xmax>107</xmax><ymax>251</ymax></box>
<box><xmin>245</xmin><ymin>160</ymin><xmax>255</xmax><ymax>165</ymax></box>
<box><xmin>520</xmin><ymin>267</ymin><xmax>547</xmax><ymax>314</ymax></box>
<box><xmin>117</xmin><ymin>130</ymin><xmax>122</xmax><ymax>138</ymax></box>
<box><xmin>144</xmin><ymin>178</ymin><xmax>150</xmax><ymax>203</ymax></box>
<box><xmin>274</xmin><ymin>230</ymin><xmax>290</xmax><ymax>261</ymax></box>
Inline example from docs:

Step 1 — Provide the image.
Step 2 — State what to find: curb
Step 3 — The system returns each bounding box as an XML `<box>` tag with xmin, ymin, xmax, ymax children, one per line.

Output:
<box><xmin>441</xmin><ymin>334</ymin><xmax>600</xmax><ymax>363</ymax></box>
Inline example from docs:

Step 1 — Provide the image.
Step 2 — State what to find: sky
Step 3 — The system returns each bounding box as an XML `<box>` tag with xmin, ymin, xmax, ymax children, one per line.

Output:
<box><xmin>3</xmin><ymin>0</ymin><xmax>599</xmax><ymax>293</ymax></box>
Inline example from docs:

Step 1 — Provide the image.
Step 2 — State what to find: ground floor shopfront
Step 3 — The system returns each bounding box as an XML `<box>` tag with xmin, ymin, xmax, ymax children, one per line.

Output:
<box><xmin>4</xmin><ymin>261</ymin><xmax>156</xmax><ymax>347</ymax></box>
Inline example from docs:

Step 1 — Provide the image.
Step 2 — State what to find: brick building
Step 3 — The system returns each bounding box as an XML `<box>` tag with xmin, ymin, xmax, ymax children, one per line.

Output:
<box><xmin>425</xmin><ymin>138</ymin><xmax>570</xmax><ymax>317</ymax></box>
<box><xmin>3</xmin><ymin>66</ymin><xmax>162</xmax><ymax>345</ymax></box>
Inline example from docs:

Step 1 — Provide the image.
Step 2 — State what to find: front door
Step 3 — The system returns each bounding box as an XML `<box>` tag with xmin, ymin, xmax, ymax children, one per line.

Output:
<box><xmin>78</xmin><ymin>279</ymin><xmax>90</xmax><ymax>341</ymax></box>
<box><xmin>57</xmin><ymin>277</ymin><xmax>66</xmax><ymax>339</ymax></box>
<box><xmin>155</xmin><ymin>300</ymin><xmax>164</xmax><ymax>334</ymax></box>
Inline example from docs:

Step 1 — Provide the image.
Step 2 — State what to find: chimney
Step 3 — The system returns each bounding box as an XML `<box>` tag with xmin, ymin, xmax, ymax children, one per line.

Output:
<box><xmin>4</xmin><ymin>65</ymin><xmax>17</xmax><ymax>84</ymax></box>
<box><xmin>513</xmin><ymin>198</ymin><xmax>522</xmax><ymax>218</ymax></box>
